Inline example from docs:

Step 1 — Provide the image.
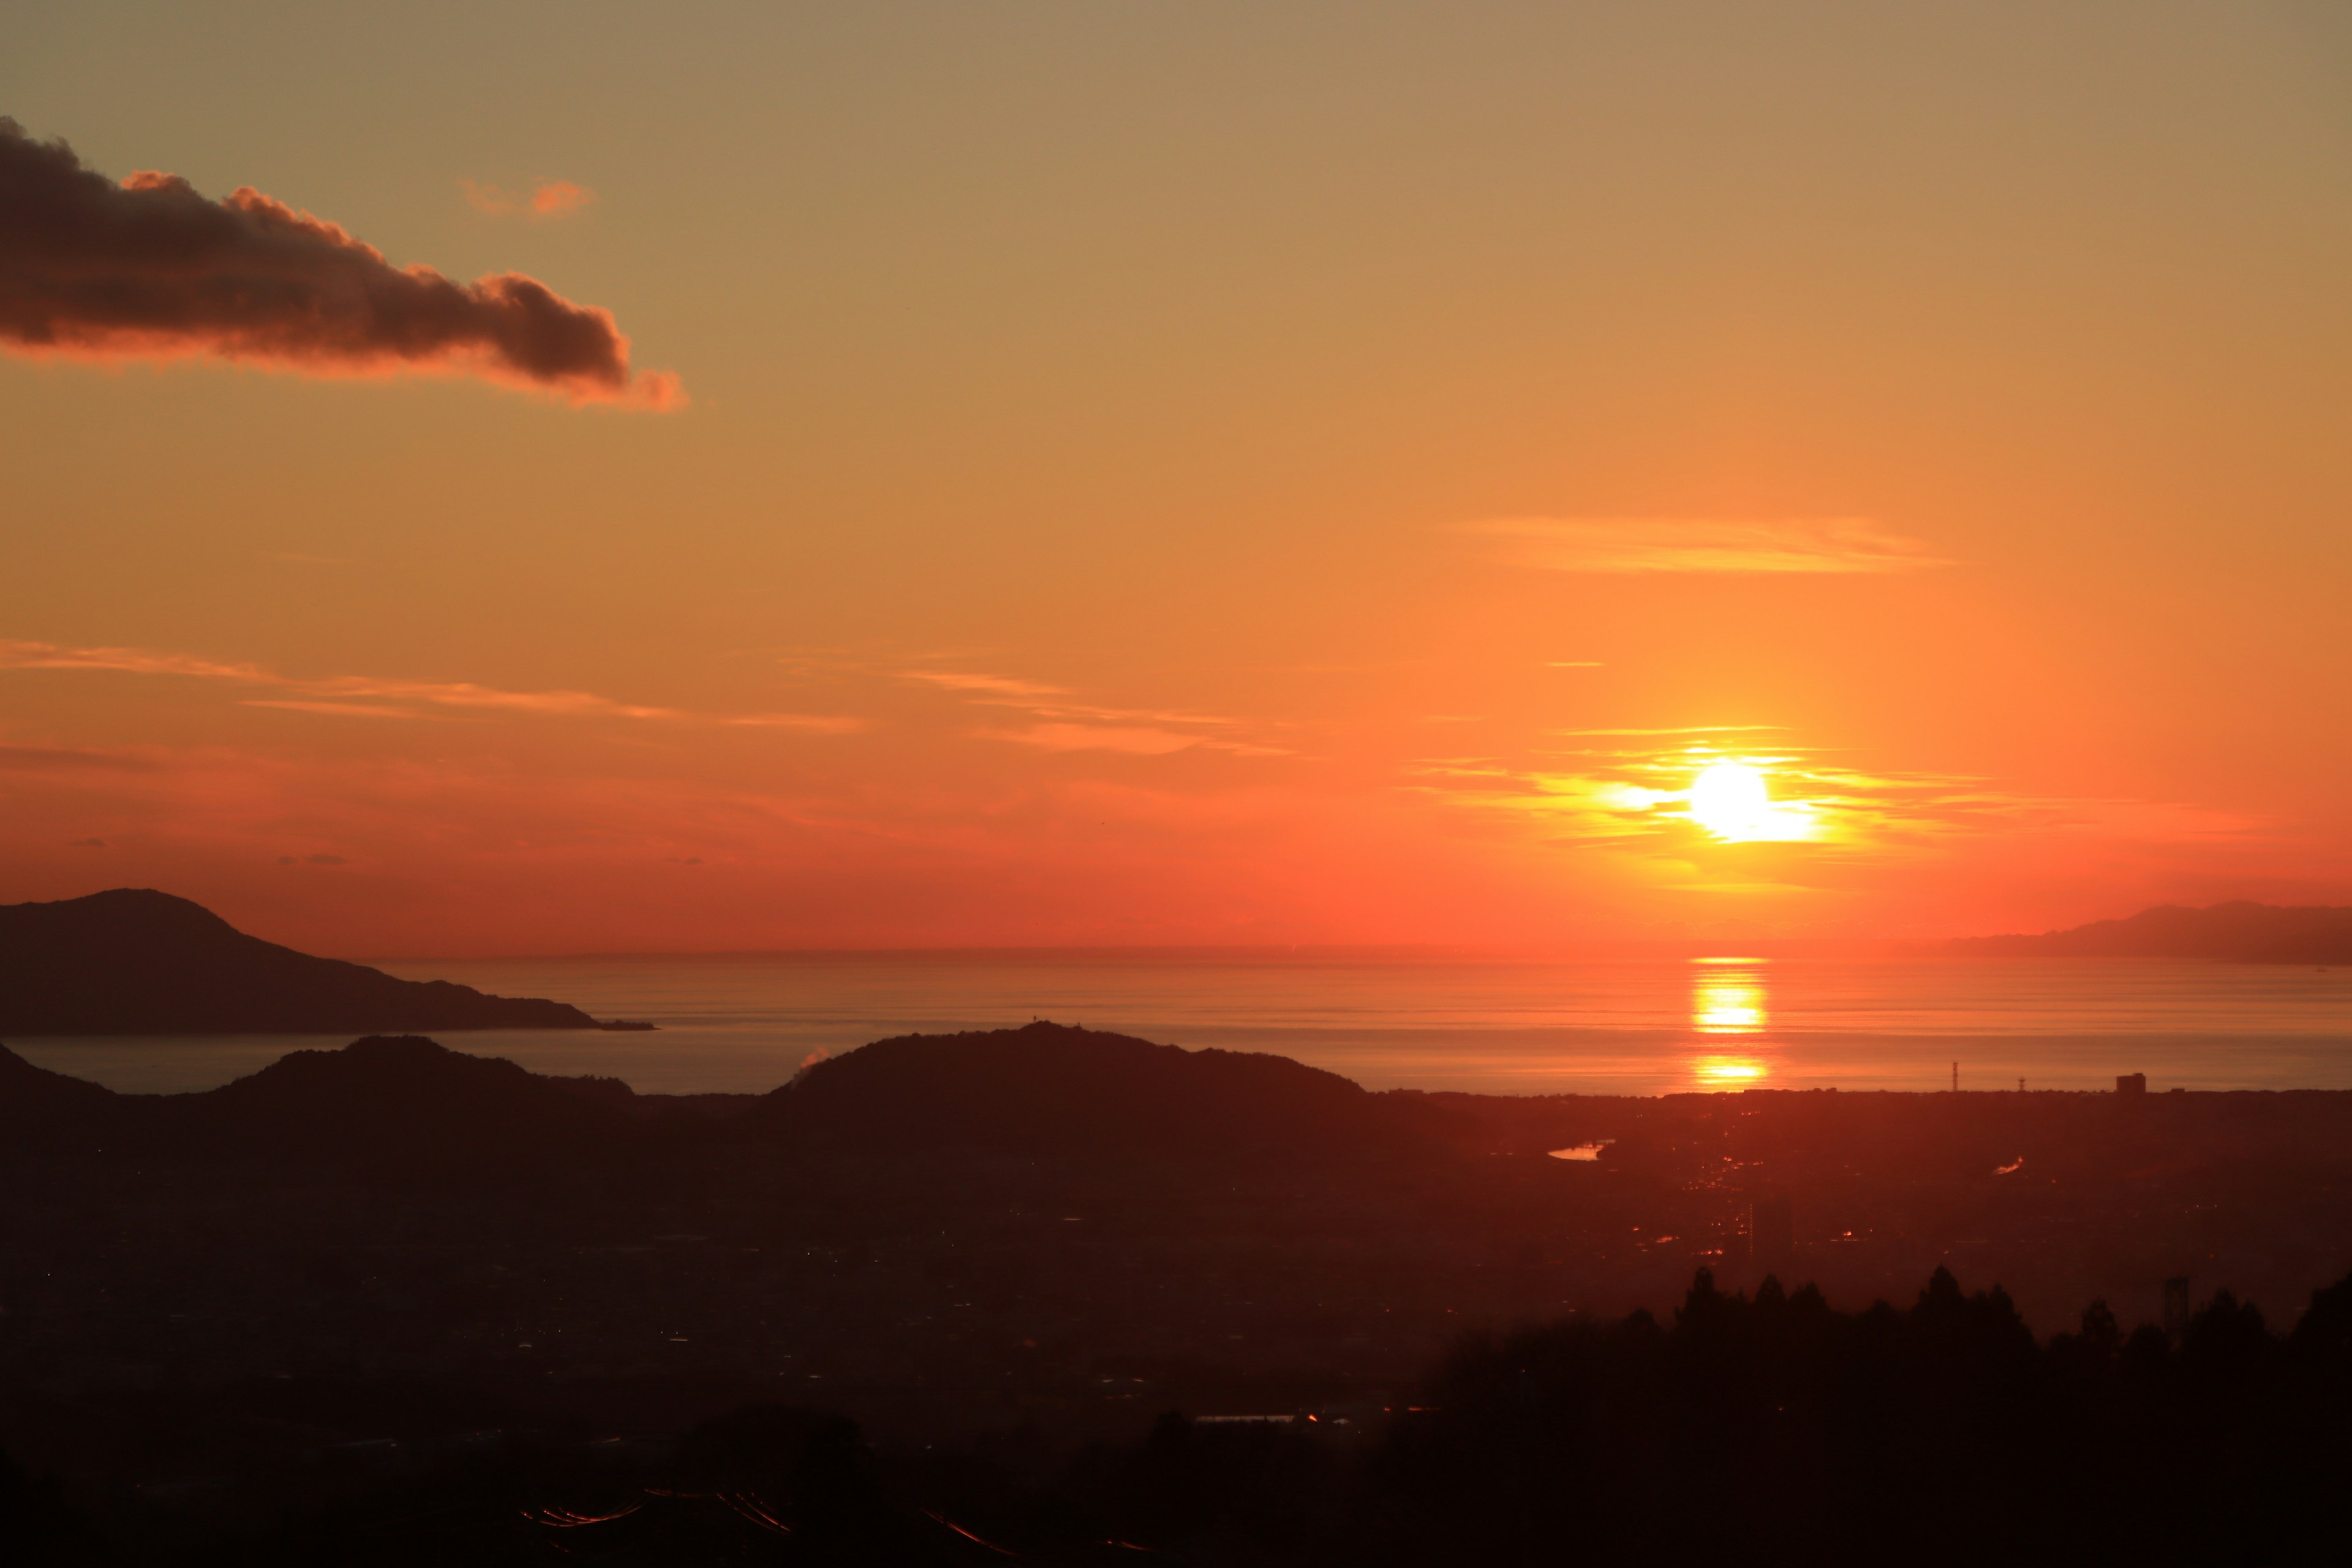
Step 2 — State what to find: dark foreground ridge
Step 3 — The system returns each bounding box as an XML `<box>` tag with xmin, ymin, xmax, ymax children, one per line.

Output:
<box><xmin>1951</xmin><ymin>899</ymin><xmax>2352</xmax><ymax>962</ymax></box>
<box><xmin>0</xmin><ymin>889</ymin><xmax>611</xmax><ymax>1033</ymax></box>
<box><xmin>5</xmin><ymin>1264</ymin><xmax>2349</xmax><ymax>1564</ymax></box>
<box><xmin>6</xmin><ymin>1023</ymin><xmax>2352</xmax><ymax>1562</ymax></box>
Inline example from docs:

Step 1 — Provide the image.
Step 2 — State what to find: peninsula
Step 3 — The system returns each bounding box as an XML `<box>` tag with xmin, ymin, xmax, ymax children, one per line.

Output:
<box><xmin>0</xmin><ymin>888</ymin><xmax>615</xmax><ymax>1034</ymax></box>
<box><xmin>1950</xmin><ymin>900</ymin><xmax>2352</xmax><ymax>963</ymax></box>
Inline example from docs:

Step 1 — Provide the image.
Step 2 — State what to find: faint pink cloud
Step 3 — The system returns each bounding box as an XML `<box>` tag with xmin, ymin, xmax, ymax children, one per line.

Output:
<box><xmin>460</xmin><ymin>178</ymin><xmax>516</xmax><ymax>216</ymax></box>
<box><xmin>987</xmin><ymin>722</ymin><xmax>1205</xmax><ymax>755</ymax></box>
<box><xmin>906</xmin><ymin>666</ymin><xmax>1291</xmax><ymax>757</ymax></box>
<box><xmin>244</xmin><ymin>699</ymin><xmax>427</xmax><ymax>720</ymax></box>
<box><xmin>987</xmin><ymin>723</ymin><xmax>1287</xmax><ymax>758</ymax></box>
<box><xmin>462</xmin><ymin>177</ymin><xmax>598</xmax><ymax>220</ymax></box>
<box><xmin>1468</xmin><ymin>517</ymin><xmax>1950</xmax><ymax>574</ymax></box>
<box><xmin>529</xmin><ymin>180</ymin><xmax>595</xmax><ymax>217</ymax></box>
<box><xmin>901</xmin><ymin>670</ymin><xmax>1069</xmax><ymax>699</ymax></box>
<box><xmin>0</xmin><ymin>639</ymin><xmax>862</xmax><ymax>733</ymax></box>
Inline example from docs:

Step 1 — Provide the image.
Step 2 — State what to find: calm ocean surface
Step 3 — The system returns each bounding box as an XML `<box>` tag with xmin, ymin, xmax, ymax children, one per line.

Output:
<box><xmin>13</xmin><ymin>953</ymin><xmax>2352</xmax><ymax>1098</ymax></box>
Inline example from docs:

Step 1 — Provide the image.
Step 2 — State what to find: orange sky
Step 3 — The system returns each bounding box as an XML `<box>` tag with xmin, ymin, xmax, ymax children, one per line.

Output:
<box><xmin>3</xmin><ymin>3</ymin><xmax>2349</xmax><ymax>955</ymax></box>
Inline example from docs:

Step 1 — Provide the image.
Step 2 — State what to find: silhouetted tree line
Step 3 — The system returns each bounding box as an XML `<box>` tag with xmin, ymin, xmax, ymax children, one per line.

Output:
<box><xmin>1348</xmin><ymin>1266</ymin><xmax>2352</xmax><ymax>1566</ymax></box>
<box><xmin>9</xmin><ymin>1266</ymin><xmax>2350</xmax><ymax>1565</ymax></box>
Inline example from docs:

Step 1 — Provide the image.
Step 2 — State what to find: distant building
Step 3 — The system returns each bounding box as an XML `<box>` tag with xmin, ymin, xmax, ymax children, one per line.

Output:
<box><xmin>1751</xmin><ymin>1194</ymin><xmax>1794</xmax><ymax>1269</ymax></box>
<box><xmin>2163</xmin><ymin>1276</ymin><xmax>2192</xmax><ymax>1341</ymax></box>
<box><xmin>2116</xmin><ymin>1073</ymin><xmax>2147</xmax><ymax>1095</ymax></box>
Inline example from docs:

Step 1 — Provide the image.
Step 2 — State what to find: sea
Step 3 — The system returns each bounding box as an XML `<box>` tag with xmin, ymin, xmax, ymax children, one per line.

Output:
<box><xmin>13</xmin><ymin>952</ymin><xmax>2352</xmax><ymax>1098</ymax></box>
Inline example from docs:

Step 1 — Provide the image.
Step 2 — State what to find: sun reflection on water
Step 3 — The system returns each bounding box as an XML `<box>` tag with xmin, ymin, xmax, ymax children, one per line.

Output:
<box><xmin>1691</xmin><ymin>958</ymin><xmax>1768</xmax><ymax>1034</ymax></box>
<box><xmin>1689</xmin><ymin>958</ymin><xmax>1772</xmax><ymax>1088</ymax></box>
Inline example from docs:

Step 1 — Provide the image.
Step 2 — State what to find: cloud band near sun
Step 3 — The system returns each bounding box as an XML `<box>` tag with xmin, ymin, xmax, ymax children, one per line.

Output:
<box><xmin>0</xmin><ymin>119</ymin><xmax>679</xmax><ymax>407</ymax></box>
<box><xmin>1468</xmin><ymin>517</ymin><xmax>1948</xmax><ymax>574</ymax></box>
<box><xmin>1412</xmin><ymin>741</ymin><xmax>2258</xmax><ymax>866</ymax></box>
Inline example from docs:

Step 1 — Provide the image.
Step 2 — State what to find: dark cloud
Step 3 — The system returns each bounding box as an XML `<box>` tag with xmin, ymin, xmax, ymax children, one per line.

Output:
<box><xmin>0</xmin><ymin>119</ymin><xmax>680</xmax><ymax>406</ymax></box>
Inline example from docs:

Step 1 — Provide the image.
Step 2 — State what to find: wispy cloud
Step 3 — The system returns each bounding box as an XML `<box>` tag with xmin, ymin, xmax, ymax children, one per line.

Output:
<box><xmin>1554</xmin><ymin>725</ymin><xmax>1785</xmax><ymax>737</ymax></box>
<box><xmin>986</xmin><ymin>723</ymin><xmax>1208</xmax><ymax>755</ymax></box>
<box><xmin>901</xmin><ymin>671</ymin><xmax>1068</xmax><ymax>699</ymax></box>
<box><xmin>0</xmin><ymin>639</ymin><xmax>863</xmax><ymax>732</ymax></box>
<box><xmin>244</xmin><ymin>699</ymin><xmax>425</xmax><ymax>720</ymax></box>
<box><xmin>1415</xmin><ymin>738</ymin><xmax>2260</xmax><ymax>859</ymax></box>
<box><xmin>722</xmin><ymin>712</ymin><xmax>865</xmax><ymax>733</ymax></box>
<box><xmin>903</xmin><ymin>667</ymin><xmax>1290</xmax><ymax>758</ymax></box>
<box><xmin>987</xmin><ymin>723</ymin><xmax>1289</xmax><ymax>757</ymax></box>
<box><xmin>1467</xmin><ymin>517</ymin><xmax>1950</xmax><ymax>574</ymax></box>
<box><xmin>462</xmin><ymin>178</ymin><xmax>598</xmax><ymax>219</ymax></box>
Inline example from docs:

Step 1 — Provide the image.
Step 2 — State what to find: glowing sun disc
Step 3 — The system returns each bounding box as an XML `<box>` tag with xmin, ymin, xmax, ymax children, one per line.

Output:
<box><xmin>1687</xmin><ymin>761</ymin><xmax>1771</xmax><ymax>840</ymax></box>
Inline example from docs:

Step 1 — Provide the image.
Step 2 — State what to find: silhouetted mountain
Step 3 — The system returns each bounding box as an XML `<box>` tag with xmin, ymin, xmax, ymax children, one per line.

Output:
<box><xmin>752</xmin><ymin>1020</ymin><xmax>1416</xmax><ymax>1160</ymax></box>
<box><xmin>0</xmin><ymin>889</ymin><xmax>606</xmax><ymax>1033</ymax></box>
<box><xmin>1950</xmin><ymin>899</ymin><xmax>2352</xmax><ymax>962</ymax></box>
<box><xmin>0</xmin><ymin>1044</ymin><xmax>113</xmax><ymax>1137</ymax></box>
<box><xmin>150</xmin><ymin>1035</ymin><xmax>651</xmax><ymax>1174</ymax></box>
<box><xmin>0</xmin><ymin>1033</ymin><xmax>742</xmax><ymax>1184</ymax></box>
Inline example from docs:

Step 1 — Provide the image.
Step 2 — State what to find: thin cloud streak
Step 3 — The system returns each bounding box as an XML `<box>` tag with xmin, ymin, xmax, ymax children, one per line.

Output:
<box><xmin>1415</xmin><ymin>739</ymin><xmax>2263</xmax><ymax>861</ymax></box>
<box><xmin>901</xmin><ymin>671</ymin><xmax>1069</xmax><ymax>699</ymax></box>
<box><xmin>987</xmin><ymin>723</ymin><xmax>1207</xmax><ymax>756</ymax></box>
<box><xmin>1555</xmin><ymin>725</ymin><xmax>1786</xmax><ymax>737</ymax></box>
<box><xmin>0</xmin><ymin>119</ymin><xmax>678</xmax><ymax>407</ymax></box>
<box><xmin>905</xmin><ymin>666</ymin><xmax>1291</xmax><ymax>757</ymax></box>
<box><xmin>244</xmin><ymin>699</ymin><xmax>426</xmax><ymax>720</ymax></box>
<box><xmin>0</xmin><ymin>639</ymin><xmax>862</xmax><ymax>733</ymax></box>
<box><xmin>1468</xmin><ymin>518</ymin><xmax>1950</xmax><ymax>574</ymax></box>
<box><xmin>987</xmin><ymin>723</ymin><xmax>1287</xmax><ymax>757</ymax></box>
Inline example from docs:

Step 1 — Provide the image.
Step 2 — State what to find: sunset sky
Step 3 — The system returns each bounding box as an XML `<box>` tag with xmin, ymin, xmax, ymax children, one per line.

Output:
<box><xmin>4</xmin><ymin>2</ymin><xmax>2349</xmax><ymax>955</ymax></box>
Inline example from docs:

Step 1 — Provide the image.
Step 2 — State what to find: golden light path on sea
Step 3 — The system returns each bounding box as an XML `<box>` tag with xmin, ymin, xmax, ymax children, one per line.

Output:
<box><xmin>1689</xmin><ymin>957</ymin><xmax>1773</xmax><ymax>1088</ymax></box>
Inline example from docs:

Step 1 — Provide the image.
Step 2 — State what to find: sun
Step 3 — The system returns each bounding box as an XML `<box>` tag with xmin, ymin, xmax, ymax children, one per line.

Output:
<box><xmin>1687</xmin><ymin>761</ymin><xmax>1773</xmax><ymax>840</ymax></box>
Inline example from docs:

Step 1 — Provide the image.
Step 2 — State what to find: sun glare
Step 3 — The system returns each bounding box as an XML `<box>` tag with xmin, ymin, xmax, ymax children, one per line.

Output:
<box><xmin>1687</xmin><ymin>761</ymin><xmax>1772</xmax><ymax>840</ymax></box>
<box><xmin>1691</xmin><ymin>958</ymin><xmax>1769</xmax><ymax>1033</ymax></box>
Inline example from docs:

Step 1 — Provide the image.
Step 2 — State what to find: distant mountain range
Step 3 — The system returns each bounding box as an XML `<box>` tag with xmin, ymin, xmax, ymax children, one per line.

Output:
<box><xmin>0</xmin><ymin>888</ymin><xmax>621</xmax><ymax>1034</ymax></box>
<box><xmin>0</xmin><ymin>1032</ymin><xmax>650</xmax><ymax>1175</ymax></box>
<box><xmin>1951</xmin><ymin>901</ymin><xmax>2352</xmax><ymax>963</ymax></box>
<box><xmin>0</xmin><ymin>1022</ymin><xmax>1458</xmax><ymax>1178</ymax></box>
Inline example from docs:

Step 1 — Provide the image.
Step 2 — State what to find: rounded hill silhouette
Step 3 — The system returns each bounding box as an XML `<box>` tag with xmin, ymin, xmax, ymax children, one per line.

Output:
<box><xmin>159</xmin><ymin>1034</ymin><xmax>636</xmax><ymax>1173</ymax></box>
<box><xmin>757</xmin><ymin>1019</ymin><xmax>1391</xmax><ymax>1160</ymax></box>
